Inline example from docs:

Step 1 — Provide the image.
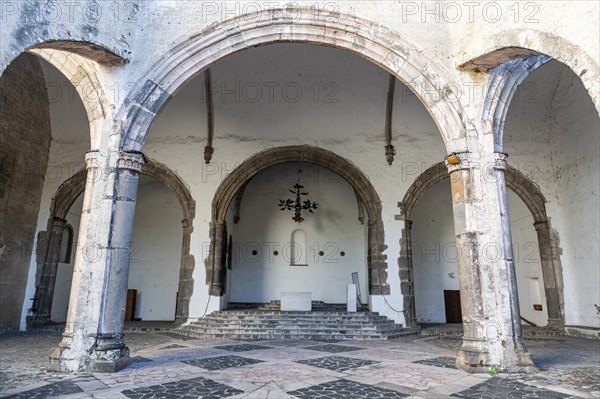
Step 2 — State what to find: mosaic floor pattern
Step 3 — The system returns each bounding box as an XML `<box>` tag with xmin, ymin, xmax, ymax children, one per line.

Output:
<box><xmin>182</xmin><ymin>355</ymin><xmax>264</xmax><ymax>370</ymax></box>
<box><xmin>287</xmin><ymin>378</ymin><xmax>409</xmax><ymax>399</ymax></box>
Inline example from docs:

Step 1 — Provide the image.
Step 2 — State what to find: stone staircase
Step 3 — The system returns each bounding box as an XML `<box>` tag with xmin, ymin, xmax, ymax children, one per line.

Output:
<box><xmin>176</xmin><ymin>309</ymin><xmax>416</xmax><ymax>341</ymax></box>
<box><xmin>226</xmin><ymin>300</ymin><xmax>368</xmax><ymax>312</ymax></box>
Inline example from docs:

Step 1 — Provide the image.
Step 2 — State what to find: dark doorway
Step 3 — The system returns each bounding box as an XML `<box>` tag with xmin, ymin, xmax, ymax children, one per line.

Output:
<box><xmin>444</xmin><ymin>290</ymin><xmax>462</xmax><ymax>323</ymax></box>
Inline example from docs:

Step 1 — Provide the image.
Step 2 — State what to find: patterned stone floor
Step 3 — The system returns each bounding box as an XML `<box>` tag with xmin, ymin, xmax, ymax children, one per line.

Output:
<box><xmin>413</xmin><ymin>356</ymin><xmax>459</xmax><ymax>369</ymax></box>
<box><xmin>296</xmin><ymin>355</ymin><xmax>380</xmax><ymax>372</ymax></box>
<box><xmin>288</xmin><ymin>379</ymin><xmax>409</xmax><ymax>398</ymax></box>
<box><xmin>121</xmin><ymin>376</ymin><xmax>243</xmax><ymax>399</ymax></box>
<box><xmin>183</xmin><ymin>355</ymin><xmax>265</xmax><ymax>371</ymax></box>
<box><xmin>302</xmin><ymin>344</ymin><xmax>364</xmax><ymax>353</ymax></box>
<box><xmin>0</xmin><ymin>331</ymin><xmax>598</xmax><ymax>399</ymax></box>
<box><xmin>214</xmin><ymin>344</ymin><xmax>272</xmax><ymax>352</ymax></box>
<box><xmin>451</xmin><ymin>377</ymin><xmax>569</xmax><ymax>398</ymax></box>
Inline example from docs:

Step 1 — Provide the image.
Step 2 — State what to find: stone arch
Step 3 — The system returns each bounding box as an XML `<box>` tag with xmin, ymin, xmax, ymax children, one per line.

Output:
<box><xmin>482</xmin><ymin>55</ymin><xmax>552</xmax><ymax>152</ymax></box>
<box><xmin>24</xmin><ymin>45</ymin><xmax>118</xmax><ymax>149</ymax></box>
<box><xmin>30</xmin><ymin>158</ymin><xmax>196</xmax><ymax>327</ymax></box>
<box><xmin>205</xmin><ymin>145</ymin><xmax>389</xmax><ymax>298</ymax></box>
<box><xmin>459</xmin><ymin>29</ymin><xmax>600</xmax><ymax>115</ymax></box>
<box><xmin>397</xmin><ymin>162</ymin><xmax>564</xmax><ymax>329</ymax></box>
<box><xmin>2</xmin><ymin>27</ymin><xmax>129</xmax><ymax>73</ymax></box>
<box><xmin>116</xmin><ymin>7</ymin><xmax>468</xmax><ymax>154</ymax></box>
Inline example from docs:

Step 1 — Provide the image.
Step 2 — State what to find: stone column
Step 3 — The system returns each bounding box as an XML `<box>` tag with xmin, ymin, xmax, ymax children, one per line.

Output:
<box><xmin>447</xmin><ymin>152</ymin><xmax>535</xmax><ymax>373</ymax></box>
<box><xmin>175</xmin><ymin>218</ymin><xmax>194</xmax><ymax>325</ymax></box>
<box><xmin>205</xmin><ymin>220</ymin><xmax>226</xmax><ymax>296</ymax></box>
<box><xmin>534</xmin><ymin>221</ymin><xmax>564</xmax><ymax>329</ymax></box>
<box><xmin>367</xmin><ymin>219</ymin><xmax>390</xmax><ymax>295</ymax></box>
<box><xmin>398</xmin><ymin>220</ymin><xmax>417</xmax><ymax>329</ymax></box>
<box><xmin>93</xmin><ymin>151</ymin><xmax>144</xmax><ymax>372</ymax></box>
<box><xmin>50</xmin><ymin>150</ymin><xmax>144</xmax><ymax>372</ymax></box>
<box><xmin>29</xmin><ymin>218</ymin><xmax>68</xmax><ymax>327</ymax></box>
<box><xmin>493</xmin><ymin>153</ymin><xmax>526</xmax><ymax>351</ymax></box>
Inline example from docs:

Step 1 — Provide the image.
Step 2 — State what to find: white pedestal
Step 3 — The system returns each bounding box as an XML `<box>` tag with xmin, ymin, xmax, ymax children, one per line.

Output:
<box><xmin>347</xmin><ymin>284</ymin><xmax>357</xmax><ymax>312</ymax></box>
<box><xmin>281</xmin><ymin>292</ymin><xmax>312</xmax><ymax>311</ymax></box>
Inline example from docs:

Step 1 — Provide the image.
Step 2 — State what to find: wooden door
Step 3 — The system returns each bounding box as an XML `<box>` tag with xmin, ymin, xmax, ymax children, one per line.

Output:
<box><xmin>444</xmin><ymin>290</ymin><xmax>462</xmax><ymax>323</ymax></box>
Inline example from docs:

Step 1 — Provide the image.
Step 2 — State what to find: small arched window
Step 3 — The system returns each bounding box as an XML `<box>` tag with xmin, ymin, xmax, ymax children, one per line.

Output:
<box><xmin>290</xmin><ymin>229</ymin><xmax>307</xmax><ymax>266</ymax></box>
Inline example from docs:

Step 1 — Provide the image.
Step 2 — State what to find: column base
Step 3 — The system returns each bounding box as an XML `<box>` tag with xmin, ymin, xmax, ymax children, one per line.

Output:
<box><xmin>456</xmin><ymin>338</ymin><xmax>537</xmax><ymax>373</ymax></box>
<box><xmin>90</xmin><ymin>347</ymin><xmax>131</xmax><ymax>373</ymax></box>
<box><xmin>545</xmin><ymin>319</ymin><xmax>565</xmax><ymax>331</ymax></box>
<box><xmin>49</xmin><ymin>333</ymin><xmax>131</xmax><ymax>373</ymax></box>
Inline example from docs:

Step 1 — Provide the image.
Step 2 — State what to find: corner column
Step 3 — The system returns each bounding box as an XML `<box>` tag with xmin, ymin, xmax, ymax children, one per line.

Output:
<box><xmin>447</xmin><ymin>151</ymin><xmax>535</xmax><ymax>373</ymax></box>
<box><xmin>50</xmin><ymin>150</ymin><xmax>144</xmax><ymax>372</ymax></box>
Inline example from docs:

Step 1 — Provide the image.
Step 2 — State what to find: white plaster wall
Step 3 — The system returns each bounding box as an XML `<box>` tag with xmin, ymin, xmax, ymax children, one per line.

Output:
<box><xmin>412</xmin><ymin>181</ymin><xmax>459</xmax><ymax>323</ymax></box>
<box><xmin>412</xmin><ymin>180</ymin><xmax>548</xmax><ymax>325</ymax></box>
<box><xmin>508</xmin><ymin>190</ymin><xmax>548</xmax><ymax>327</ymax></box>
<box><xmin>127</xmin><ymin>175</ymin><xmax>182</xmax><ymax>321</ymax></box>
<box><xmin>228</xmin><ymin>163</ymin><xmax>368</xmax><ymax>304</ymax></box>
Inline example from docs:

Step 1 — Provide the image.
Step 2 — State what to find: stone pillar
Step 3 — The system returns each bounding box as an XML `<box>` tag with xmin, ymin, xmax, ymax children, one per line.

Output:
<box><xmin>175</xmin><ymin>218</ymin><xmax>194</xmax><ymax>325</ymax></box>
<box><xmin>93</xmin><ymin>151</ymin><xmax>144</xmax><ymax>372</ymax></box>
<box><xmin>447</xmin><ymin>152</ymin><xmax>535</xmax><ymax>373</ymax></box>
<box><xmin>367</xmin><ymin>219</ymin><xmax>390</xmax><ymax>295</ymax></box>
<box><xmin>205</xmin><ymin>220</ymin><xmax>226</xmax><ymax>296</ymax></box>
<box><xmin>398</xmin><ymin>220</ymin><xmax>417</xmax><ymax>329</ymax></box>
<box><xmin>534</xmin><ymin>221</ymin><xmax>564</xmax><ymax>330</ymax></box>
<box><xmin>29</xmin><ymin>218</ymin><xmax>68</xmax><ymax>327</ymax></box>
<box><xmin>493</xmin><ymin>153</ymin><xmax>526</xmax><ymax>351</ymax></box>
<box><xmin>50</xmin><ymin>150</ymin><xmax>144</xmax><ymax>373</ymax></box>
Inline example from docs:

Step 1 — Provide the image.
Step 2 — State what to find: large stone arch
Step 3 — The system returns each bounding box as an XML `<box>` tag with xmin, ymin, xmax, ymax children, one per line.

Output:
<box><xmin>397</xmin><ymin>162</ymin><xmax>564</xmax><ymax>329</ymax></box>
<box><xmin>116</xmin><ymin>7</ymin><xmax>468</xmax><ymax>154</ymax></box>
<box><xmin>29</xmin><ymin>158</ymin><xmax>196</xmax><ymax>327</ymax></box>
<box><xmin>22</xmin><ymin>42</ymin><xmax>125</xmax><ymax>149</ymax></box>
<box><xmin>2</xmin><ymin>21</ymin><xmax>129</xmax><ymax>73</ymax></box>
<box><xmin>205</xmin><ymin>145</ymin><xmax>389</xmax><ymax>298</ymax></box>
<box><xmin>459</xmin><ymin>29</ymin><xmax>600</xmax><ymax>115</ymax></box>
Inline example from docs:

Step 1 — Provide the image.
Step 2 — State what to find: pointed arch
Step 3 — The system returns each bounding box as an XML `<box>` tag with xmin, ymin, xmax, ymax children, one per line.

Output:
<box><xmin>205</xmin><ymin>145</ymin><xmax>390</xmax><ymax>297</ymax></box>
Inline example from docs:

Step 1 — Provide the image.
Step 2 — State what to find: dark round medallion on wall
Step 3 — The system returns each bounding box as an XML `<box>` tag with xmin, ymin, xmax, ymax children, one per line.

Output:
<box><xmin>340</xmin><ymin>251</ymin><xmax>345</xmax><ymax>257</ymax></box>
<box><xmin>252</xmin><ymin>250</ymin><xmax>258</xmax><ymax>256</ymax></box>
<box><xmin>274</xmin><ymin>250</ymin><xmax>279</xmax><ymax>256</ymax></box>
<box><xmin>319</xmin><ymin>251</ymin><xmax>324</xmax><ymax>256</ymax></box>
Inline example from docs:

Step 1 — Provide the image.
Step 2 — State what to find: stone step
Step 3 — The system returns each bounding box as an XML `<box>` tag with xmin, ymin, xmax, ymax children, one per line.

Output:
<box><xmin>183</xmin><ymin>319</ymin><xmax>396</xmax><ymax>327</ymax></box>
<box><xmin>174</xmin><ymin>310</ymin><xmax>416</xmax><ymax>341</ymax></box>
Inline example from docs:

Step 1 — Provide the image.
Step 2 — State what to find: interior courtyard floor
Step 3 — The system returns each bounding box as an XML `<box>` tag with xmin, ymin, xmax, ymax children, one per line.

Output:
<box><xmin>0</xmin><ymin>330</ymin><xmax>598</xmax><ymax>399</ymax></box>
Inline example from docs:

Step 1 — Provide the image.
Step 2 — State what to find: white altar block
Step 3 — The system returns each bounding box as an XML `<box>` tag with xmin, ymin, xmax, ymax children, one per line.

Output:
<box><xmin>347</xmin><ymin>284</ymin><xmax>357</xmax><ymax>312</ymax></box>
<box><xmin>281</xmin><ymin>292</ymin><xmax>312</xmax><ymax>311</ymax></box>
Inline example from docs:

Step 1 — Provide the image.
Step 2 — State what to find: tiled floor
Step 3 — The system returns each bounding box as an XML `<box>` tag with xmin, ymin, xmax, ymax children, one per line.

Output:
<box><xmin>0</xmin><ymin>331</ymin><xmax>598</xmax><ymax>399</ymax></box>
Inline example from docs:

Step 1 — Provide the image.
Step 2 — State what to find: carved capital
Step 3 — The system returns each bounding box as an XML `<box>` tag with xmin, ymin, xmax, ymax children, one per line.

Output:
<box><xmin>118</xmin><ymin>151</ymin><xmax>145</xmax><ymax>173</ymax></box>
<box><xmin>494</xmin><ymin>152</ymin><xmax>509</xmax><ymax>172</ymax></box>
<box><xmin>445</xmin><ymin>151</ymin><xmax>478</xmax><ymax>173</ymax></box>
<box><xmin>85</xmin><ymin>151</ymin><xmax>102</xmax><ymax>170</ymax></box>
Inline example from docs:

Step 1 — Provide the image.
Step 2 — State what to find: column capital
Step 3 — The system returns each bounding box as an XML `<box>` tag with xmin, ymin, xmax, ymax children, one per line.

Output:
<box><xmin>118</xmin><ymin>151</ymin><xmax>145</xmax><ymax>173</ymax></box>
<box><xmin>494</xmin><ymin>152</ymin><xmax>509</xmax><ymax>172</ymax></box>
<box><xmin>444</xmin><ymin>151</ymin><xmax>478</xmax><ymax>173</ymax></box>
<box><xmin>85</xmin><ymin>151</ymin><xmax>103</xmax><ymax>169</ymax></box>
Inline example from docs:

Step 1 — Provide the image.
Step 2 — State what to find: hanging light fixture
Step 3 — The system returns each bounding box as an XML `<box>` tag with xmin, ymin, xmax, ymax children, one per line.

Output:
<box><xmin>278</xmin><ymin>169</ymin><xmax>318</xmax><ymax>223</ymax></box>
